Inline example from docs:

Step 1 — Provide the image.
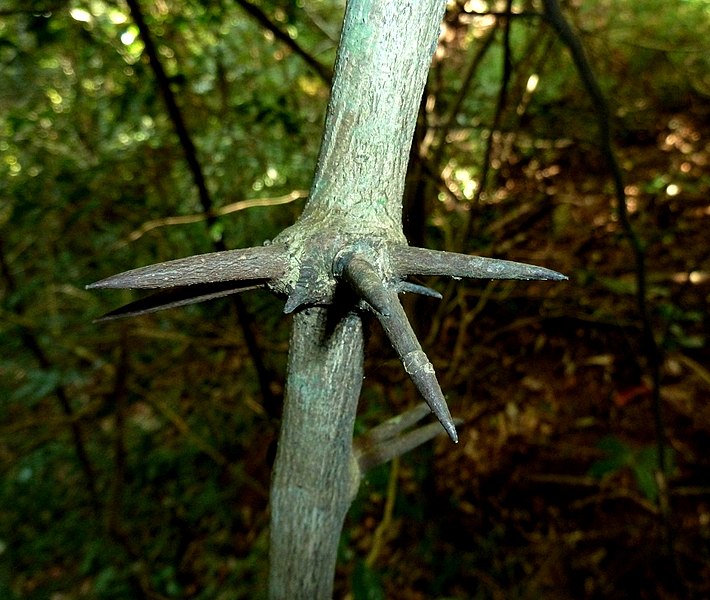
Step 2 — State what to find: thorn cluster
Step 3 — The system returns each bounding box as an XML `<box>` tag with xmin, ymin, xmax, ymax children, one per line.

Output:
<box><xmin>88</xmin><ymin>240</ymin><xmax>566</xmax><ymax>441</ymax></box>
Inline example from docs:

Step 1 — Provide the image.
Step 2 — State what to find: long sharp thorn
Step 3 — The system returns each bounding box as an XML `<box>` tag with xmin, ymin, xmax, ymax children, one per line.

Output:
<box><xmin>341</xmin><ymin>253</ymin><xmax>458</xmax><ymax>442</ymax></box>
<box><xmin>94</xmin><ymin>281</ymin><xmax>264</xmax><ymax>322</ymax></box>
<box><xmin>396</xmin><ymin>281</ymin><xmax>442</xmax><ymax>299</ymax></box>
<box><xmin>400</xmin><ymin>349</ymin><xmax>458</xmax><ymax>442</ymax></box>
<box><xmin>339</xmin><ymin>254</ymin><xmax>391</xmax><ymax>316</ymax></box>
<box><xmin>87</xmin><ymin>244</ymin><xmax>288</xmax><ymax>290</ymax></box>
<box><xmin>391</xmin><ymin>246</ymin><xmax>567</xmax><ymax>281</ymax></box>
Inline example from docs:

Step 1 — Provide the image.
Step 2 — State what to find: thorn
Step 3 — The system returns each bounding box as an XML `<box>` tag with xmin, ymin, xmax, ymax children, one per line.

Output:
<box><xmin>337</xmin><ymin>254</ymin><xmax>391</xmax><ymax>316</ymax></box>
<box><xmin>87</xmin><ymin>244</ymin><xmax>287</xmax><ymax>290</ymax></box>
<box><xmin>340</xmin><ymin>251</ymin><xmax>457</xmax><ymax>442</ymax></box>
<box><xmin>93</xmin><ymin>281</ymin><xmax>264</xmax><ymax>322</ymax></box>
<box><xmin>283</xmin><ymin>261</ymin><xmax>321</xmax><ymax>314</ymax></box>
<box><xmin>283</xmin><ymin>285</ymin><xmax>309</xmax><ymax>314</ymax></box>
<box><xmin>391</xmin><ymin>246</ymin><xmax>567</xmax><ymax>282</ymax></box>
<box><xmin>395</xmin><ymin>281</ymin><xmax>442</xmax><ymax>299</ymax></box>
<box><xmin>402</xmin><ymin>351</ymin><xmax>458</xmax><ymax>443</ymax></box>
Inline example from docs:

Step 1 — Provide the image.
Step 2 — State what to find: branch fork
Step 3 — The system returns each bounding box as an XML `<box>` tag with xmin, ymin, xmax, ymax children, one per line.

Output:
<box><xmin>88</xmin><ymin>234</ymin><xmax>565</xmax><ymax>443</ymax></box>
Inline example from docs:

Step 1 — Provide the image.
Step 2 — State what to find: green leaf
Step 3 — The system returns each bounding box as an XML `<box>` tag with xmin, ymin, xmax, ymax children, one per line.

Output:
<box><xmin>632</xmin><ymin>446</ymin><xmax>675</xmax><ymax>502</ymax></box>
<box><xmin>590</xmin><ymin>437</ymin><xmax>675</xmax><ymax>502</ymax></box>
<box><xmin>632</xmin><ymin>462</ymin><xmax>658</xmax><ymax>501</ymax></box>
<box><xmin>596</xmin><ymin>275</ymin><xmax>636</xmax><ymax>296</ymax></box>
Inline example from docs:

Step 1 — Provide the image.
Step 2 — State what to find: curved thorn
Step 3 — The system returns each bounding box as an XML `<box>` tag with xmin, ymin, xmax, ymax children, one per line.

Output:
<box><xmin>94</xmin><ymin>281</ymin><xmax>264</xmax><ymax>322</ymax></box>
<box><xmin>87</xmin><ymin>244</ymin><xmax>288</xmax><ymax>290</ymax></box>
<box><xmin>340</xmin><ymin>253</ymin><xmax>458</xmax><ymax>442</ymax></box>
<box><xmin>395</xmin><ymin>281</ymin><xmax>442</xmax><ymax>299</ymax></box>
<box><xmin>390</xmin><ymin>246</ymin><xmax>567</xmax><ymax>281</ymax></box>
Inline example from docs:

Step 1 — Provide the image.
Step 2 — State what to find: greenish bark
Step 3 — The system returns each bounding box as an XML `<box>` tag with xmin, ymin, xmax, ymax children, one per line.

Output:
<box><xmin>268</xmin><ymin>1</ymin><xmax>446</xmax><ymax>598</ymax></box>
<box><xmin>268</xmin><ymin>308</ymin><xmax>363</xmax><ymax>599</ymax></box>
<box><xmin>298</xmin><ymin>0</ymin><xmax>444</xmax><ymax>235</ymax></box>
<box><xmin>272</xmin><ymin>0</ymin><xmax>447</xmax><ymax>293</ymax></box>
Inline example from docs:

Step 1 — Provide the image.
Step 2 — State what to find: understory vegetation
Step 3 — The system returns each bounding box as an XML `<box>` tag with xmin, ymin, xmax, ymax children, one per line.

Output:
<box><xmin>1</xmin><ymin>0</ymin><xmax>709</xmax><ymax>598</ymax></box>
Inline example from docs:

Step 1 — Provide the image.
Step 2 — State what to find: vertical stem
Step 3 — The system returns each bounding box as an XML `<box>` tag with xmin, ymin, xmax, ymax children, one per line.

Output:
<box><xmin>464</xmin><ymin>0</ymin><xmax>514</xmax><ymax>241</ymax></box>
<box><xmin>269</xmin><ymin>2</ymin><xmax>447</xmax><ymax>597</ymax></box>
<box><xmin>297</xmin><ymin>0</ymin><xmax>447</xmax><ymax>236</ymax></box>
<box><xmin>269</xmin><ymin>308</ymin><xmax>364</xmax><ymax>599</ymax></box>
<box><xmin>542</xmin><ymin>0</ymin><xmax>673</xmax><ymax>565</ymax></box>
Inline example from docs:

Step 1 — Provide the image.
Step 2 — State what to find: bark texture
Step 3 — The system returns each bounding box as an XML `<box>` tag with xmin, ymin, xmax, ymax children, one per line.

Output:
<box><xmin>300</xmin><ymin>0</ymin><xmax>443</xmax><ymax>231</ymax></box>
<box><xmin>268</xmin><ymin>309</ymin><xmax>363</xmax><ymax>599</ymax></box>
<box><xmin>272</xmin><ymin>0</ymin><xmax>447</xmax><ymax>294</ymax></box>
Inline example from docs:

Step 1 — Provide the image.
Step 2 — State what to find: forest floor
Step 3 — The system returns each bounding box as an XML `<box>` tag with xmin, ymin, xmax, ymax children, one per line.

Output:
<box><xmin>339</xmin><ymin>102</ymin><xmax>710</xmax><ymax>600</ymax></box>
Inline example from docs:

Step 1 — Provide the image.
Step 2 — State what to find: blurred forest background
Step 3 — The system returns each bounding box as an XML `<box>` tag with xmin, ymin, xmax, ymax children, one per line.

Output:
<box><xmin>1</xmin><ymin>0</ymin><xmax>709</xmax><ymax>598</ymax></box>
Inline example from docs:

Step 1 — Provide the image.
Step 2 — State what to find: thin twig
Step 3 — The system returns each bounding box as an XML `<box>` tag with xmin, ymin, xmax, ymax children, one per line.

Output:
<box><xmin>465</xmin><ymin>0</ymin><xmax>514</xmax><ymax>241</ymax></box>
<box><xmin>541</xmin><ymin>0</ymin><xmax>675</xmax><ymax>574</ymax></box>
<box><xmin>120</xmin><ymin>190</ymin><xmax>307</xmax><ymax>246</ymax></box>
<box><xmin>0</xmin><ymin>240</ymin><xmax>101</xmax><ymax>513</ymax></box>
<box><xmin>233</xmin><ymin>0</ymin><xmax>332</xmax><ymax>84</ymax></box>
<box><xmin>125</xmin><ymin>0</ymin><xmax>214</xmax><ymax>220</ymax></box>
<box><xmin>354</xmin><ymin>403</ymin><xmax>460</xmax><ymax>472</ymax></box>
<box><xmin>434</xmin><ymin>25</ymin><xmax>497</xmax><ymax>167</ymax></box>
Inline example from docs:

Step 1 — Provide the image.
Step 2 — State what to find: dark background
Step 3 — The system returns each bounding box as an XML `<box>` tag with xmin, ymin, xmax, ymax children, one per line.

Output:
<box><xmin>1</xmin><ymin>0</ymin><xmax>709</xmax><ymax>598</ymax></box>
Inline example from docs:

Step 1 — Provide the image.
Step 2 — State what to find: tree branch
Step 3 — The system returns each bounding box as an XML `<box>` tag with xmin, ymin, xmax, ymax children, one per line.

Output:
<box><xmin>89</xmin><ymin>4</ymin><xmax>570</xmax><ymax>597</ymax></box>
<box><xmin>125</xmin><ymin>0</ymin><xmax>214</xmax><ymax>219</ymax></box>
<box><xmin>233</xmin><ymin>0</ymin><xmax>332</xmax><ymax>84</ymax></box>
<box><xmin>268</xmin><ymin>308</ymin><xmax>363</xmax><ymax>599</ymax></box>
<box><xmin>465</xmin><ymin>0</ymin><xmax>514</xmax><ymax>239</ymax></box>
<box><xmin>541</xmin><ymin>0</ymin><xmax>675</xmax><ymax>574</ymax></box>
<box><xmin>355</xmin><ymin>403</ymin><xmax>463</xmax><ymax>473</ymax></box>
<box><xmin>0</xmin><ymin>240</ymin><xmax>100</xmax><ymax>513</ymax></box>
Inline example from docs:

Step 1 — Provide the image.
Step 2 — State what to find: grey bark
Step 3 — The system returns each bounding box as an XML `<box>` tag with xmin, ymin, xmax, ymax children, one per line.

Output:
<box><xmin>267</xmin><ymin>1</ymin><xmax>447</xmax><ymax>598</ymax></box>
<box><xmin>268</xmin><ymin>308</ymin><xmax>363</xmax><ymax>599</ymax></box>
